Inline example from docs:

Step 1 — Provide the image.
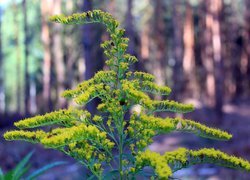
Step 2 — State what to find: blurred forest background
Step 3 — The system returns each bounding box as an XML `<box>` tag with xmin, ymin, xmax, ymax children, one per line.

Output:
<box><xmin>1</xmin><ymin>0</ymin><xmax>250</xmax><ymax>179</ymax></box>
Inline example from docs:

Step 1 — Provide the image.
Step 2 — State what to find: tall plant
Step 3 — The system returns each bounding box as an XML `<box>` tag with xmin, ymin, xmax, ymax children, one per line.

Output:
<box><xmin>4</xmin><ymin>10</ymin><xmax>250</xmax><ymax>179</ymax></box>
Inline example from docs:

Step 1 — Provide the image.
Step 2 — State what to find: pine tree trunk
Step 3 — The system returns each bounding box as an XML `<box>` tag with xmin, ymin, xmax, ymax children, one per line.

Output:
<box><xmin>244</xmin><ymin>0</ymin><xmax>250</xmax><ymax>97</ymax></box>
<box><xmin>41</xmin><ymin>0</ymin><xmax>53</xmax><ymax>112</ymax></box>
<box><xmin>172</xmin><ymin>0</ymin><xmax>184</xmax><ymax>101</ymax></box>
<box><xmin>0</xmin><ymin>7</ymin><xmax>5</xmax><ymax>113</ymax></box>
<box><xmin>22</xmin><ymin>0</ymin><xmax>30</xmax><ymax>115</ymax></box>
<box><xmin>13</xmin><ymin>3</ymin><xmax>23</xmax><ymax>114</ymax></box>
<box><xmin>153</xmin><ymin>0</ymin><xmax>167</xmax><ymax>86</ymax></box>
<box><xmin>52</xmin><ymin>0</ymin><xmax>66</xmax><ymax>109</ymax></box>
<box><xmin>201</xmin><ymin>0</ymin><xmax>224</xmax><ymax>122</ymax></box>
<box><xmin>211</xmin><ymin>0</ymin><xmax>224</xmax><ymax>119</ymax></box>
<box><xmin>183</xmin><ymin>2</ymin><xmax>198</xmax><ymax>98</ymax></box>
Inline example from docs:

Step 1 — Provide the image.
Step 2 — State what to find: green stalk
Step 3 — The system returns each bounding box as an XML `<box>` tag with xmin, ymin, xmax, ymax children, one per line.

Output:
<box><xmin>118</xmin><ymin>109</ymin><xmax>125</xmax><ymax>179</ymax></box>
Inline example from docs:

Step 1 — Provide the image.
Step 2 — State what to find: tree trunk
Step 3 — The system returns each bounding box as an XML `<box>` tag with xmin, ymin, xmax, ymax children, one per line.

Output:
<box><xmin>172</xmin><ymin>0</ymin><xmax>184</xmax><ymax>101</ymax></box>
<box><xmin>153</xmin><ymin>0</ymin><xmax>167</xmax><ymax>87</ymax></box>
<box><xmin>0</xmin><ymin>7</ymin><xmax>5</xmax><ymax>113</ymax></box>
<box><xmin>52</xmin><ymin>0</ymin><xmax>66</xmax><ymax>109</ymax></box>
<box><xmin>41</xmin><ymin>0</ymin><xmax>53</xmax><ymax>112</ymax></box>
<box><xmin>211</xmin><ymin>0</ymin><xmax>224</xmax><ymax>119</ymax></box>
<box><xmin>13</xmin><ymin>2</ymin><xmax>23</xmax><ymax>114</ymax></box>
<box><xmin>202</xmin><ymin>0</ymin><xmax>224</xmax><ymax>122</ymax></box>
<box><xmin>183</xmin><ymin>2</ymin><xmax>198</xmax><ymax>98</ymax></box>
<box><xmin>244</xmin><ymin>0</ymin><xmax>250</xmax><ymax>97</ymax></box>
<box><xmin>22</xmin><ymin>0</ymin><xmax>30</xmax><ymax>115</ymax></box>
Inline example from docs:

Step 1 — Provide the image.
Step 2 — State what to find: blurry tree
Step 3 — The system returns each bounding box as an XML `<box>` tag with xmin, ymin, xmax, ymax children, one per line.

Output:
<box><xmin>52</xmin><ymin>0</ymin><xmax>66</xmax><ymax>109</ymax></box>
<box><xmin>152</xmin><ymin>0</ymin><xmax>167</xmax><ymax>87</ymax></box>
<box><xmin>183</xmin><ymin>1</ymin><xmax>198</xmax><ymax>98</ymax></box>
<box><xmin>0</xmin><ymin>5</ymin><xmax>5</xmax><ymax>113</ymax></box>
<box><xmin>22</xmin><ymin>0</ymin><xmax>30</xmax><ymax>114</ymax></box>
<box><xmin>200</xmin><ymin>0</ymin><xmax>223</xmax><ymax>121</ymax></box>
<box><xmin>244</xmin><ymin>0</ymin><xmax>250</xmax><ymax>97</ymax></box>
<box><xmin>13</xmin><ymin>2</ymin><xmax>23</xmax><ymax>114</ymax></box>
<box><xmin>172</xmin><ymin>0</ymin><xmax>184</xmax><ymax>101</ymax></box>
<box><xmin>211</xmin><ymin>0</ymin><xmax>224</xmax><ymax>119</ymax></box>
<box><xmin>41</xmin><ymin>0</ymin><xmax>53</xmax><ymax>112</ymax></box>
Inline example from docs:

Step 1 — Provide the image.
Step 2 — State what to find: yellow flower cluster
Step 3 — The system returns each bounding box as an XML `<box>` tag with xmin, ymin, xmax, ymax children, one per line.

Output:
<box><xmin>92</xmin><ymin>115</ymin><xmax>102</xmax><ymax>122</ymax></box>
<box><xmin>138</xmin><ymin>114</ymin><xmax>174</xmax><ymax>133</ymax></box>
<box><xmin>4</xmin><ymin>130</ymin><xmax>46</xmax><ymax>143</ymax></box>
<box><xmin>62</xmin><ymin>71</ymin><xmax>115</xmax><ymax>99</ymax></box>
<box><xmin>121</xmin><ymin>79</ymin><xmax>194</xmax><ymax>113</ymax></box>
<box><xmin>68</xmin><ymin>141</ymin><xmax>95</xmax><ymax>161</ymax></box>
<box><xmin>14</xmin><ymin>109</ymin><xmax>90</xmax><ymax>129</ymax></box>
<box><xmin>123</xmin><ymin>54</ymin><xmax>138</xmax><ymax>64</ymax></box>
<box><xmin>171</xmin><ymin>117</ymin><xmax>232</xmax><ymax>140</ymax></box>
<box><xmin>152</xmin><ymin>100</ymin><xmax>194</xmax><ymax>113</ymax></box>
<box><xmin>121</xmin><ymin>80</ymin><xmax>153</xmax><ymax>109</ymax></box>
<box><xmin>50</xmin><ymin>10</ymin><xmax>119</xmax><ymax>34</ymax></box>
<box><xmin>189</xmin><ymin>148</ymin><xmax>250</xmax><ymax>172</ymax></box>
<box><xmin>41</xmin><ymin>124</ymin><xmax>114</xmax><ymax>149</ymax></box>
<box><xmin>136</xmin><ymin>148</ymin><xmax>250</xmax><ymax>179</ymax></box>
<box><xmin>74</xmin><ymin>83</ymin><xmax>110</xmax><ymax>105</ymax></box>
<box><xmin>140</xmin><ymin>81</ymin><xmax>171</xmax><ymax>96</ymax></box>
<box><xmin>163</xmin><ymin>148</ymin><xmax>188</xmax><ymax>164</ymax></box>
<box><xmin>134</xmin><ymin>71</ymin><xmax>155</xmax><ymax>82</ymax></box>
<box><xmin>135</xmin><ymin>150</ymin><xmax>172</xmax><ymax>179</ymax></box>
<box><xmin>128</xmin><ymin>114</ymin><xmax>232</xmax><ymax>151</ymax></box>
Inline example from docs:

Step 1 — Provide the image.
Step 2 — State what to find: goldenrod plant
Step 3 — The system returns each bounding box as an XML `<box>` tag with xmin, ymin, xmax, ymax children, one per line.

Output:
<box><xmin>4</xmin><ymin>10</ymin><xmax>250</xmax><ymax>179</ymax></box>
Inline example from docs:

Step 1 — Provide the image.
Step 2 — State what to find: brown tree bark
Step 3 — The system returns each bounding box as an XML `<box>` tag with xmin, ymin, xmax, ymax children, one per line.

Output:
<box><xmin>211</xmin><ymin>0</ymin><xmax>224</xmax><ymax>118</ymax></box>
<box><xmin>244</xmin><ymin>0</ymin><xmax>250</xmax><ymax>97</ymax></box>
<box><xmin>0</xmin><ymin>7</ymin><xmax>5</xmax><ymax>113</ymax></box>
<box><xmin>13</xmin><ymin>2</ymin><xmax>23</xmax><ymax>114</ymax></box>
<box><xmin>52</xmin><ymin>0</ymin><xmax>66</xmax><ymax>109</ymax></box>
<box><xmin>41</xmin><ymin>0</ymin><xmax>53</xmax><ymax>112</ymax></box>
<box><xmin>152</xmin><ymin>0</ymin><xmax>167</xmax><ymax>87</ymax></box>
<box><xmin>22</xmin><ymin>0</ymin><xmax>30</xmax><ymax>115</ymax></box>
<box><xmin>201</xmin><ymin>0</ymin><xmax>224</xmax><ymax>121</ymax></box>
<box><xmin>183</xmin><ymin>2</ymin><xmax>198</xmax><ymax>98</ymax></box>
<box><xmin>172</xmin><ymin>0</ymin><xmax>184</xmax><ymax>101</ymax></box>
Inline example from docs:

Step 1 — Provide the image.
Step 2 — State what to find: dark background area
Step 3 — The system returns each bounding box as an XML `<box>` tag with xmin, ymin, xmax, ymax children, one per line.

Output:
<box><xmin>1</xmin><ymin>0</ymin><xmax>250</xmax><ymax>179</ymax></box>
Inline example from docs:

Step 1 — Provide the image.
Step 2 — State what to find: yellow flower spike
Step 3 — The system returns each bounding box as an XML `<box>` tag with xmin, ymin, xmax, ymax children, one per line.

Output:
<box><xmin>4</xmin><ymin>130</ymin><xmax>46</xmax><ymax>143</ymax></box>
<box><xmin>14</xmin><ymin>109</ymin><xmax>90</xmax><ymax>129</ymax></box>
<box><xmin>106</xmin><ymin>119</ymin><xmax>112</xmax><ymax>127</ymax></box>
<box><xmin>93</xmin><ymin>115</ymin><xmax>102</xmax><ymax>122</ymax></box>
<box><xmin>130</xmin><ymin>167</ymin><xmax>135</xmax><ymax>173</ymax></box>
<box><xmin>93</xmin><ymin>163</ymin><xmax>102</xmax><ymax>171</ymax></box>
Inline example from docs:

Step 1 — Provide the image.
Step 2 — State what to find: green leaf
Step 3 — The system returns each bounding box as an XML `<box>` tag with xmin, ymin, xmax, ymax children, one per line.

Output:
<box><xmin>11</xmin><ymin>151</ymin><xmax>34</xmax><ymax>180</ymax></box>
<box><xmin>103</xmin><ymin>170</ymin><xmax>119</xmax><ymax>180</ymax></box>
<box><xmin>0</xmin><ymin>168</ymin><xmax>4</xmax><ymax>180</ymax></box>
<box><xmin>86</xmin><ymin>174</ymin><xmax>96</xmax><ymax>180</ymax></box>
<box><xmin>26</xmin><ymin>161</ymin><xmax>67</xmax><ymax>180</ymax></box>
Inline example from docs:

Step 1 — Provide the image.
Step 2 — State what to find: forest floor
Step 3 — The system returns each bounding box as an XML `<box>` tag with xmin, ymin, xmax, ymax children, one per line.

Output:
<box><xmin>1</xmin><ymin>99</ymin><xmax>250</xmax><ymax>180</ymax></box>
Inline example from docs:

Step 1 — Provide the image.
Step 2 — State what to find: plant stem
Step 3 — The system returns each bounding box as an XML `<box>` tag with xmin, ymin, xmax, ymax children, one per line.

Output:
<box><xmin>119</xmin><ymin>125</ymin><xmax>123</xmax><ymax>180</ymax></box>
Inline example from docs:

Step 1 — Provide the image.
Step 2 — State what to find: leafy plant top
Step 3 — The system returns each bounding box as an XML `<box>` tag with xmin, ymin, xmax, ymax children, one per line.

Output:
<box><xmin>4</xmin><ymin>10</ymin><xmax>250</xmax><ymax>179</ymax></box>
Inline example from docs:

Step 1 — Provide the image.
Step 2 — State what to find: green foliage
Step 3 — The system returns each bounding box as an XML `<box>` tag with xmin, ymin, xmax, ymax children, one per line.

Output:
<box><xmin>0</xmin><ymin>151</ymin><xmax>66</xmax><ymax>180</ymax></box>
<box><xmin>4</xmin><ymin>10</ymin><xmax>250</xmax><ymax>179</ymax></box>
